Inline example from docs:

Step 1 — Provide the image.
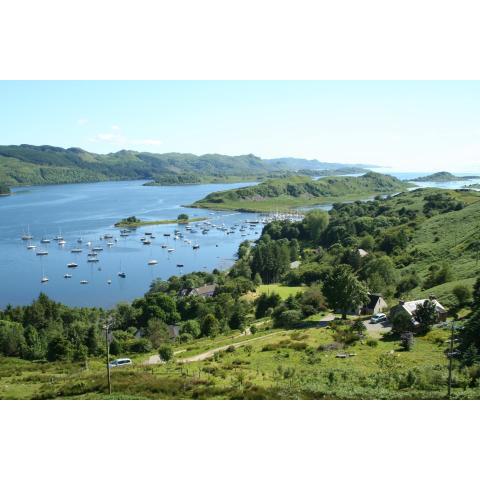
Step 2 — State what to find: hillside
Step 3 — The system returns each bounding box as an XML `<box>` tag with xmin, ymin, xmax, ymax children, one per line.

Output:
<box><xmin>412</xmin><ymin>171</ymin><xmax>480</xmax><ymax>182</ymax></box>
<box><xmin>0</xmin><ymin>144</ymin><xmax>371</xmax><ymax>187</ymax></box>
<box><xmin>191</xmin><ymin>172</ymin><xmax>411</xmax><ymax>212</ymax></box>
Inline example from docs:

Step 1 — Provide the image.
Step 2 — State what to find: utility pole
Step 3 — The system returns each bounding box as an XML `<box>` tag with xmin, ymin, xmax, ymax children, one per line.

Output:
<box><xmin>104</xmin><ymin>317</ymin><xmax>114</xmax><ymax>395</ymax></box>
<box><xmin>447</xmin><ymin>314</ymin><xmax>457</xmax><ymax>399</ymax></box>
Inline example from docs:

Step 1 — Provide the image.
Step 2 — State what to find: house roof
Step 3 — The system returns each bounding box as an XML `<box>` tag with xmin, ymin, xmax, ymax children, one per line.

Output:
<box><xmin>290</xmin><ymin>260</ymin><xmax>301</xmax><ymax>269</ymax></box>
<box><xmin>358</xmin><ymin>248</ymin><xmax>369</xmax><ymax>257</ymax></box>
<box><xmin>399</xmin><ymin>299</ymin><xmax>447</xmax><ymax>316</ymax></box>
<box><xmin>192</xmin><ymin>284</ymin><xmax>217</xmax><ymax>296</ymax></box>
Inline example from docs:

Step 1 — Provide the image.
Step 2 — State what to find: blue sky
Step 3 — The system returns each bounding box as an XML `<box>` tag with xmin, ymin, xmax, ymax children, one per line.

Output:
<box><xmin>1</xmin><ymin>81</ymin><xmax>480</xmax><ymax>172</ymax></box>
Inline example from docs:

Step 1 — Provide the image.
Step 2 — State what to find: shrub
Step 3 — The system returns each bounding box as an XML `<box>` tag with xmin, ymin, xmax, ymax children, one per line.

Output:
<box><xmin>226</xmin><ymin>345</ymin><xmax>236</xmax><ymax>353</ymax></box>
<box><xmin>128</xmin><ymin>338</ymin><xmax>153</xmax><ymax>353</ymax></box>
<box><xmin>400</xmin><ymin>332</ymin><xmax>415</xmax><ymax>351</ymax></box>
<box><xmin>158</xmin><ymin>344</ymin><xmax>174</xmax><ymax>362</ymax></box>
<box><xmin>366</xmin><ymin>338</ymin><xmax>378</xmax><ymax>347</ymax></box>
<box><xmin>250</xmin><ymin>324</ymin><xmax>257</xmax><ymax>335</ymax></box>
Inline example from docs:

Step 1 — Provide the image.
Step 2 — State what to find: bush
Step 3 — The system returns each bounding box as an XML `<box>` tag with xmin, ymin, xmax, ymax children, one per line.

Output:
<box><xmin>226</xmin><ymin>345</ymin><xmax>236</xmax><ymax>353</ymax></box>
<box><xmin>250</xmin><ymin>324</ymin><xmax>257</xmax><ymax>335</ymax></box>
<box><xmin>128</xmin><ymin>338</ymin><xmax>153</xmax><ymax>353</ymax></box>
<box><xmin>366</xmin><ymin>338</ymin><xmax>378</xmax><ymax>347</ymax></box>
<box><xmin>400</xmin><ymin>332</ymin><xmax>415</xmax><ymax>351</ymax></box>
<box><xmin>158</xmin><ymin>344</ymin><xmax>174</xmax><ymax>362</ymax></box>
<box><xmin>274</xmin><ymin>309</ymin><xmax>303</xmax><ymax>329</ymax></box>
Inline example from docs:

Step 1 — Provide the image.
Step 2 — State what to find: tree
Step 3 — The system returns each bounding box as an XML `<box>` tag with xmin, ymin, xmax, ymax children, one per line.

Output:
<box><xmin>362</xmin><ymin>256</ymin><xmax>398</xmax><ymax>296</ymax></box>
<box><xmin>359</xmin><ymin>234</ymin><xmax>374</xmax><ymax>251</ymax></box>
<box><xmin>201</xmin><ymin>314</ymin><xmax>220</xmax><ymax>337</ymax></box>
<box><xmin>391</xmin><ymin>310</ymin><xmax>414</xmax><ymax>334</ymax></box>
<box><xmin>0</xmin><ymin>320</ymin><xmax>26</xmax><ymax>357</ymax></box>
<box><xmin>255</xmin><ymin>292</ymin><xmax>281</xmax><ymax>319</ymax></box>
<box><xmin>413</xmin><ymin>299</ymin><xmax>438</xmax><ymax>334</ymax></box>
<box><xmin>158</xmin><ymin>344</ymin><xmax>174</xmax><ymax>362</ymax></box>
<box><xmin>47</xmin><ymin>335</ymin><xmax>72</xmax><ymax>362</ymax></box>
<box><xmin>177</xmin><ymin>213</ymin><xmax>189</xmax><ymax>222</ymax></box>
<box><xmin>85</xmin><ymin>325</ymin><xmax>100</xmax><ymax>356</ymax></box>
<box><xmin>304</xmin><ymin>210</ymin><xmax>329</xmax><ymax>242</ymax></box>
<box><xmin>323</xmin><ymin>265</ymin><xmax>369</xmax><ymax>319</ymax></box>
<box><xmin>146</xmin><ymin>318</ymin><xmax>170</xmax><ymax>348</ymax></box>
<box><xmin>274</xmin><ymin>309</ymin><xmax>303</xmax><ymax>329</ymax></box>
<box><xmin>180</xmin><ymin>319</ymin><xmax>201</xmax><ymax>338</ymax></box>
<box><xmin>453</xmin><ymin>285</ymin><xmax>472</xmax><ymax>308</ymax></box>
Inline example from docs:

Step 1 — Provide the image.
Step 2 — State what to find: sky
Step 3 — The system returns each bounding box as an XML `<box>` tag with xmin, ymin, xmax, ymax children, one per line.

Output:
<box><xmin>1</xmin><ymin>80</ymin><xmax>480</xmax><ymax>172</ymax></box>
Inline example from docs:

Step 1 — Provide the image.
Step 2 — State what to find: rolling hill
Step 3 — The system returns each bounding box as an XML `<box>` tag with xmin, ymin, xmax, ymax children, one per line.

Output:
<box><xmin>412</xmin><ymin>171</ymin><xmax>480</xmax><ymax>182</ymax></box>
<box><xmin>191</xmin><ymin>172</ymin><xmax>411</xmax><ymax>212</ymax></box>
<box><xmin>0</xmin><ymin>144</ymin><xmax>373</xmax><ymax>187</ymax></box>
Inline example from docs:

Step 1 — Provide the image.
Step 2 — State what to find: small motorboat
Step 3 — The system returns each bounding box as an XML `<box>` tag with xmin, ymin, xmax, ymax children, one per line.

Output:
<box><xmin>36</xmin><ymin>250</ymin><xmax>48</xmax><ymax>256</ymax></box>
<box><xmin>118</xmin><ymin>272</ymin><xmax>126</xmax><ymax>278</ymax></box>
<box><xmin>87</xmin><ymin>258</ymin><xmax>99</xmax><ymax>263</ymax></box>
<box><xmin>92</xmin><ymin>247</ymin><xmax>103</xmax><ymax>252</ymax></box>
<box><xmin>71</xmin><ymin>248</ymin><xmax>82</xmax><ymax>253</ymax></box>
<box><xmin>64</xmin><ymin>274</ymin><xmax>72</xmax><ymax>279</ymax></box>
<box><xmin>41</xmin><ymin>276</ymin><xmax>49</xmax><ymax>283</ymax></box>
<box><xmin>27</xmin><ymin>244</ymin><xmax>37</xmax><ymax>250</ymax></box>
<box><xmin>176</xmin><ymin>263</ymin><xmax>184</xmax><ymax>268</ymax></box>
<box><xmin>67</xmin><ymin>262</ymin><xmax>78</xmax><ymax>268</ymax></box>
<box><xmin>167</xmin><ymin>248</ymin><xmax>175</xmax><ymax>253</ymax></box>
<box><xmin>142</xmin><ymin>239</ymin><xmax>152</xmax><ymax>245</ymax></box>
<box><xmin>107</xmin><ymin>279</ymin><xmax>112</xmax><ymax>285</ymax></box>
<box><xmin>148</xmin><ymin>259</ymin><xmax>158</xmax><ymax>265</ymax></box>
<box><xmin>80</xmin><ymin>280</ymin><xmax>88</xmax><ymax>284</ymax></box>
<box><xmin>193</xmin><ymin>244</ymin><xmax>200</xmax><ymax>250</ymax></box>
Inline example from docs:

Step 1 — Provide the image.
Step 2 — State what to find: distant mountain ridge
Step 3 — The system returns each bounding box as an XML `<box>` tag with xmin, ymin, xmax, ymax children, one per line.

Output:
<box><xmin>0</xmin><ymin>144</ymin><xmax>374</xmax><ymax>187</ymax></box>
<box><xmin>265</xmin><ymin>157</ymin><xmax>377</xmax><ymax>171</ymax></box>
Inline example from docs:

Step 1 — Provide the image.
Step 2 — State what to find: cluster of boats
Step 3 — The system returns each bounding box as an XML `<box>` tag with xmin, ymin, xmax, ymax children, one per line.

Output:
<box><xmin>20</xmin><ymin>211</ymin><xmax>304</xmax><ymax>285</ymax></box>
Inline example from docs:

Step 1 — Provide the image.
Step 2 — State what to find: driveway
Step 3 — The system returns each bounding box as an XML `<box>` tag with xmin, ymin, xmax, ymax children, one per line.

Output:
<box><xmin>363</xmin><ymin>319</ymin><xmax>391</xmax><ymax>336</ymax></box>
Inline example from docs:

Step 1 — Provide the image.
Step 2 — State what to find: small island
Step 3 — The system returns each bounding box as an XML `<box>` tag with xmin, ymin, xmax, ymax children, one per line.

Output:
<box><xmin>114</xmin><ymin>214</ymin><xmax>208</xmax><ymax>228</ymax></box>
<box><xmin>0</xmin><ymin>183</ymin><xmax>11</xmax><ymax>196</ymax></box>
<box><xmin>411</xmin><ymin>171</ymin><xmax>480</xmax><ymax>182</ymax></box>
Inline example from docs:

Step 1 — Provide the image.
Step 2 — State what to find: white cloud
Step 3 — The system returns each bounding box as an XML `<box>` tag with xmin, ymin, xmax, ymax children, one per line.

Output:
<box><xmin>90</xmin><ymin>126</ymin><xmax>161</xmax><ymax>148</ymax></box>
<box><xmin>77</xmin><ymin>118</ymin><xmax>88</xmax><ymax>126</ymax></box>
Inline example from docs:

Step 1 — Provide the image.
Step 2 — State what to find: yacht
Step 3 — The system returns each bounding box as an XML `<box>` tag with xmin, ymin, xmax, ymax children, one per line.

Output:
<box><xmin>142</xmin><ymin>239</ymin><xmax>152</xmax><ymax>245</ymax></box>
<box><xmin>77</xmin><ymin>238</ymin><xmax>83</xmax><ymax>243</ymax></box>
<box><xmin>87</xmin><ymin>258</ymin><xmax>99</xmax><ymax>263</ymax></box>
<box><xmin>71</xmin><ymin>248</ymin><xmax>82</xmax><ymax>253</ymax></box>
<box><xmin>21</xmin><ymin>225</ymin><xmax>33</xmax><ymax>241</ymax></box>
<box><xmin>107</xmin><ymin>279</ymin><xmax>112</xmax><ymax>285</ymax></box>
<box><xmin>167</xmin><ymin>248</ymin><xmax>175</xmax><ymax>253</ymax></box>
<box><xmin>67</xmin><ymin>262</ymin><xmax>78</xmax><ymax>268</ymax></box>
<box><xmin>147</xmin><ymin>259</ymin><xmax>158</xmax><ymax>265</ymax></box>
<box><xmin>118</xmin><ymin>271</ymin><xmax>126</xmax><ymax>278</ymax></box>
<box><xmin>58</xmin><ymin>239</ymin><xmax>66</xmax><ymax>245</ymax></box>
<box><xmin>176</xmin><ymin>263</ymin><xmax>184</xmax><ymax>268</ymax></box>
<box><xmin>64</xmin><ymin>274</ymin><xmax>72</xmax><ymax>279</ymax></box>
<box><xmin>92</xmin><ymin>247</ymin><xmax>103</xmax><ymax>252</ymax></box>
<box><xmin>36</xmin><ymin>250</ymin><xmax>48</xmax><ymax>256</ymax></box>
<box><xmin>193</xmin><ymin>244</ymin><xmax>200</xmax><ymax>250</ymax></box>
<box><xmin>41</xmin><ymin>237</ymin><xmax>51</xmax><ymax>244</ymax></box>
<box><xmin>41</xmin><ymin>276</ymin><xmax>49</xmax><ymax>283</ymax></box>
<box><xmin>27</xmin><ymin>244</ymin><xmax>37</xmax><ymax>250</ymax></box>
<box><xmin>80</xmin><ymin>280</ymin><xmax>88</xmax><ymax>285</ymax></box>
<box><xmin>107</xmin><ymin>242</ymin><xmax>114</xmax><ymax>247</ymax></box>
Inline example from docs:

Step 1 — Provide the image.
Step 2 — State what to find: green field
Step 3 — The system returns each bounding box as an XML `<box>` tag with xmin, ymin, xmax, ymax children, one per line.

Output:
<box><xmin>2</xmin><ymin>319</ymin><xmax>474</xmax><ymax>400</ymax></box>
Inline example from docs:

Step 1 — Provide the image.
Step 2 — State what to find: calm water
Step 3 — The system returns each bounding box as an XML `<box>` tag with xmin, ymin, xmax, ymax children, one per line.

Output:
<box><xmin>1</xmin><ymin>173</ymin><xmax>478</xmax><ymax>309</ymax></box>
<box><xmin>0</xmin><ymin>181</ymin><xmax>262</xmax><ymax>308</ymax></box>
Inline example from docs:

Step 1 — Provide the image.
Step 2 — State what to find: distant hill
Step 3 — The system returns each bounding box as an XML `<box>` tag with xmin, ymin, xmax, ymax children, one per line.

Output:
<box><xmin>411</xmin><ymin>171</ymin><xmax>480</xmax><ymax>182</ymax></box>
<box><xmin>191</xmin><ymin>171</ymin><xmax>410</xmax><ymax>212</ymax></box>
<box><xmin>265</xmin><ymin>157</ymin><xmax>375</xmax><ymax>171</ymax></box>
<box><xmin>0</xmin><ymin>144</ymin><xmax>376</xmax><ymax>187</ymax></box>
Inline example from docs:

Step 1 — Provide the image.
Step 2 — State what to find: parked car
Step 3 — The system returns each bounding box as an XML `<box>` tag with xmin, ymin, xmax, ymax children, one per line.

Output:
<box><xmin>109</xmin><ymin>358</ymin><xmax>133</xmax><ymax>368</ymax></box>
<box><xmin>370</xmin><ymin>313</ymin><xmax>387</xmax><ymax>324</ymax></box>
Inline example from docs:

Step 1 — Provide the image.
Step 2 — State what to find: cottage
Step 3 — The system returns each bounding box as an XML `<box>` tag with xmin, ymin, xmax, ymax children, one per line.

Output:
<box><xmin>180</xmin><ymin>283</ymin><xmax>217</xmax><ymax>298</ymax></box>
<box><xmin>358</xmin><ymin>248</ymin><xmax>369</xmax><ymax>258</ymax></box>
<box><xmin>390</xmin><ymin>296</ymin><xmax>447</xmax><ymax>324</ymax></box>
<box><xmin>362</xmin><ymin>293</ymin><xmax>388</xmax><ymax>315</ymax></box>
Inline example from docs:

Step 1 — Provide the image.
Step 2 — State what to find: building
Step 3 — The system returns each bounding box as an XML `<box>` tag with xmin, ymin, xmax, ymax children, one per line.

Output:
<box><xmin>180</xmin><ymin>284</ymin><xmax>217</xmax><ymax>298</ymax></box>
<box><xmin>362</xmin><ymin>293</ymin><xmax>388</xmax><ymax>315</ymax></box>
<box><xmin>290</xmin><ymin>260</ymin><xmax>301</xmax><ymax>269</ymax></box>
<box><xmin>390</xmin><ymin>296</ymin><xmax>447</xmax><ymax>325</ymax></box>
<box><xmin>358</xmin><ymin>248</ymin><xmax>369</xmax><ymax>258</ymax></box>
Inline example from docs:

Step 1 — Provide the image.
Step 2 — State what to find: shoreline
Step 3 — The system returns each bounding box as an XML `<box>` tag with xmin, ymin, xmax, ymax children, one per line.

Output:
<box><xmin>114</xmin><ymin>216</ymin><xmax>209</xmax><ymax>228</ymax></box>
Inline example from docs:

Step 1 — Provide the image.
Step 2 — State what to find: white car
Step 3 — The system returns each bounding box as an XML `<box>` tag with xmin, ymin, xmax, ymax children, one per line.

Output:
<box><xmin>370</xmin><ymin>313</ymin><xmax>387</xmax><ymax>324</ymax></box>
<box><xmin>109</xmin><ymin>358</ymin><xmax>132</xmax><ymax>368</ymax></box>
